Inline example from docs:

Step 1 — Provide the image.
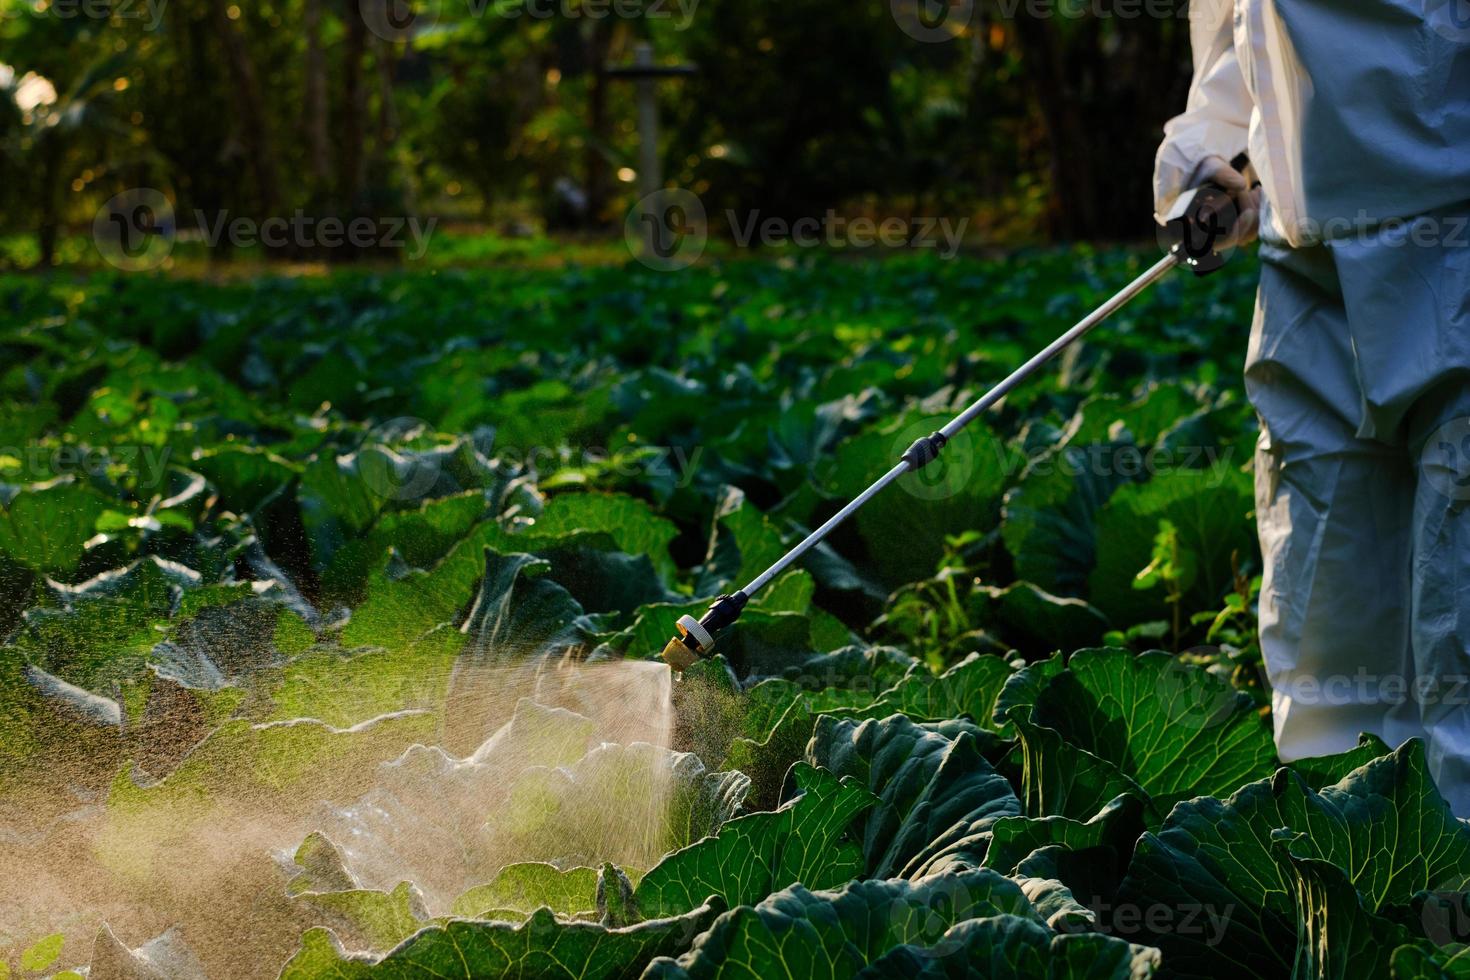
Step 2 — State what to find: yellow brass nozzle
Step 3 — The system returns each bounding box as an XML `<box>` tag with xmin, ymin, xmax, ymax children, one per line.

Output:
<box><xmin>661</xmin><ymin>636</ymin><xmax>699</xmax><ymax>672</ymax></box>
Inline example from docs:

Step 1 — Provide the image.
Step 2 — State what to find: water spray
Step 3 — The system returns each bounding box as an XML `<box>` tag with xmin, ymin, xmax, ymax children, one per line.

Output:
<box><xmin>662</xmin><ymin>173</ymin><xmax>1245</xmax><ymax>671</ymax></box>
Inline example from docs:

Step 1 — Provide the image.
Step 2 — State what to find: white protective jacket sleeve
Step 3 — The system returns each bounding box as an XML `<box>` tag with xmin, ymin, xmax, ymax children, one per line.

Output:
<box><xmin>1152</xmin><ymin>0</ymin><xmax>1252</xmax><ymax>225</ymax></box>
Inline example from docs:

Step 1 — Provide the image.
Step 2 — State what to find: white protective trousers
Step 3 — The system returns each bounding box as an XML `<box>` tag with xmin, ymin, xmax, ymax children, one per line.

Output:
<box><xmin>1156</xmin><ymin>0</ymin><xmax>1470</xmax><ymax>810</ymax></box>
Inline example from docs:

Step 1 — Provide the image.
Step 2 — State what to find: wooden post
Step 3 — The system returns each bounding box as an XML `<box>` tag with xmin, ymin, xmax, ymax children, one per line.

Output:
<box><xmin>633</xmin><ymin>43</ymin><xmax>660</xmax><ymax>204</ymax></box>
<box><xmin>605</xmin><ymin>45</ymin><xmax>696</xmax><ymax>257</ymax></box>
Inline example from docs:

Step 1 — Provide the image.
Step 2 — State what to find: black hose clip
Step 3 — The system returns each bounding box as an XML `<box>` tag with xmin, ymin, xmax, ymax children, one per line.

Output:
<box><xmin>901</xmin><ymin>431</ymin><xmax>949</xmax><ymax>469</ymax></box>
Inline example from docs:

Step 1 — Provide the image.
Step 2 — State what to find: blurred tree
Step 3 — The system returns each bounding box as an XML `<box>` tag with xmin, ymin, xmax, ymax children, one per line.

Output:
<box><xmin>0</xmin><ymin>0</ymin><xmax>1196</xmax><ymax>260</ymax></box>
<box><xmin>1007</xmin><ymin>2</ymin><xmax>1192</xmax><ymax>239</ymax></box>
<box><xmin>304</xmin><ymin>0</ymin><xmax>332</xmax><ymax>187</ymax></box>
<box><xmin>211</xmin><ymin>0</ymin><xmax>281</xmax><ymax>216</ymax></box>
<box><xmin>0</xmin><ymin>38</ymin><xmax>139</xmax><ymax>266</ymax></box>
<box><xmin>669</xmin><ymin>0</ymin><xmax>903</xmax><ymax>222</ymax></box>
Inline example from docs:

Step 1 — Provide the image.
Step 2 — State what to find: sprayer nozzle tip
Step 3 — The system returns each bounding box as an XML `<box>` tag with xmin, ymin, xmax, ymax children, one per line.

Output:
<box><xmin>661</xmin><ymin>636</ymin><xmax>699</xmax><ymax>672</ymax></box>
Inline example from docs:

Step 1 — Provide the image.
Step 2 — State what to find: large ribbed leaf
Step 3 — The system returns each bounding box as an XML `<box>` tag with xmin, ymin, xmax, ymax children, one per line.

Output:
<box><xmin>1001</xmin><ymin>442</ymin><xmax>1135</xmax><ymax>598</ymax></box>
<box><xmin>530</xmin><ymin>492</ymin><xmax>680</xmax><ymax>583</ymax></box>
<box><xmin>0</xmin><ymin>481</ymin><xmax>112</xmax><ymax>575</ymax></box>
<box><xmin>845</xmin><ymin>653</ymin><xmax>1015</xmax><ymax>727</ymax></box>
<box><xmin>981</xmin><ymin>793</ymin><xmax>1146</xmax><ymax>920</ymax></box>
<box><xmin>1087</xmin><ymin>467</ymin><xmax>1254</xmax><ymax>626</ymax></box>
<box><xmin>643</xmin><ymin>870</ymin><xmax>1042</xmax><ymax>980</ymax></box>
<box><xmin>1032</xmin><ymin>648</ymin><xmax>1277</xmax><ymax>806</ymax></box>
<box><xmin>633</xmin><ymin>763</ymin><xmax>875</xmax><ymax>920</ymax></box>
<box><xmin>1006</xmin><ymin>709</ymin><xmax>1150</xmax><ymax>821</ymax></box>
<box><xmin>857</xmin><ymin>914</ymin><xmax>1160</xmax><ymax>979</ymax></box>
<box><xmin>816</xmin><ymin>410</ymin><xmax>1021</xmax><ymax>588</ymax></box>
<box><xmin>1114</xmin><ymin>741</ymin><xmax>1470</xmax><ymax>979</ymax></box>
<box><xmin>280</xmin><ymin>902</ymin><xmax>723</xmax><ymax>980</ymax></box>
<box><xmin>806</xmin><ymin>714</ymin><xmax>1020</xmax><ymax>878</ymax></box>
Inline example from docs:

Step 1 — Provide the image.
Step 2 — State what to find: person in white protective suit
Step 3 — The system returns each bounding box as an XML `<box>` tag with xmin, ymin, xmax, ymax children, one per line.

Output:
<box><xmin>1154</xmin><ymin>0</ymin><xmax>1470</xmax><ymax>811</ymax></box>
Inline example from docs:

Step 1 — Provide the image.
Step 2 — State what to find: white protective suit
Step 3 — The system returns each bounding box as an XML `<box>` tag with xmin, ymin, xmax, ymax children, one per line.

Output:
<box><xmin>1155</xmin><ymin>0</ymin><xmax>1470</xmax><ymax>810</ymax></box>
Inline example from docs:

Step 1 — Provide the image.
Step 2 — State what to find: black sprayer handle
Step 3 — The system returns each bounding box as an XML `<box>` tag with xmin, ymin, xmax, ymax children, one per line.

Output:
<box><xmin>1161</xmin><ymin>153</ymin><xmax>1253</xmax><ymax>276</ymax></box>
<box><xmin>1163</xmin><ymin>184</ymin><xmax>1235</xmax><ymax>275</ymax></box>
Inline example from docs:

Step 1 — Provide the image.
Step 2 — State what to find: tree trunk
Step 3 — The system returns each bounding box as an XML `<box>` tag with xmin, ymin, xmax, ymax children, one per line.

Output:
<box><xmin>585</xmin><ymin>19</ymin><xmax>612</xmax><ymax>226</ymax></box>
<box><xmin>304</xmin><ymin>0</ymin><xmax>331</xmax><ymax>190</ymax></box>
<box><xmin>371</xmin><ymin>31</ymin><xmax>403</xmax><ymax>217</ymax></box>
<box><xmin>1011</xmin><ymin>12</ymin><xmax>1191</xmax><ymax>240</ymax></box>
<box><xmin>339</xmin><ymin>0</ymin><xmax>369</xmax><ymax>212</ymax></box>
<box><xmin>35</xmin><ymin>132</ymin><xmax>68</xmax><ymax>268</ymax></box>
<box><xmin>373</xmin><ymin>37</ymin><xmax>400</xmax><ymax>151</ymax></box>
<box><xmin>211</xmin><ymin>0</ymin><xmax>280</xmax><ymax>217</ymax></box>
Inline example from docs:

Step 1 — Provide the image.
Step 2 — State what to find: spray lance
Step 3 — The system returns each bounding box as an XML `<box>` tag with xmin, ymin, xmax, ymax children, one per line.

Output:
<box><xmin>661</xmin><ymin>164</ymin><xmax>1251</xmax><ymax>671</ymax></box>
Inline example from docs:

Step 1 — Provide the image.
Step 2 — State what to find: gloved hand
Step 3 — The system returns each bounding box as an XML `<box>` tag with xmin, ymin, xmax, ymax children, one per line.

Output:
<box><xmin>1192</xmin><ymin>155</ymin><xmax>1262</xmax><ymax>247</ymax></box>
